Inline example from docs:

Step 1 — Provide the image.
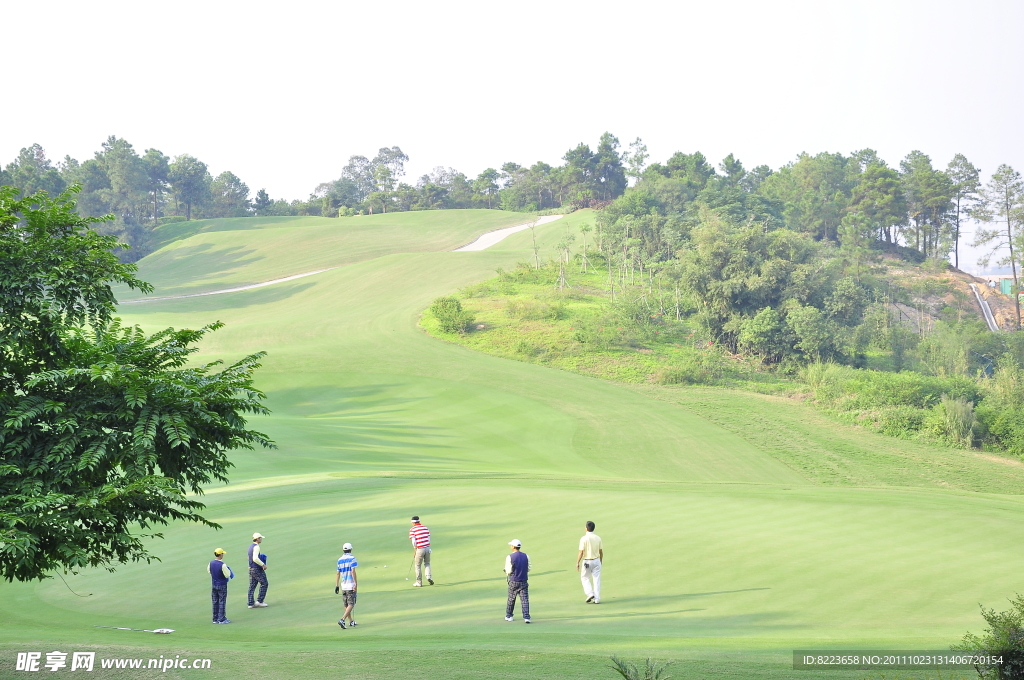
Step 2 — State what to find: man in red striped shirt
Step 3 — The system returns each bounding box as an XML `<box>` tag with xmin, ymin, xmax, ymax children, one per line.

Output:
<box><xmin>409</xmin><ymin>516</ymin><xmax>433</xmax><ymax>587</ymax></box>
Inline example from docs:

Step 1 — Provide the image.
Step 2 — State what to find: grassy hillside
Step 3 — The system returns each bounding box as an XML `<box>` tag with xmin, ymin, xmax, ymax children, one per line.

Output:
<box><xmin>0</xmin><ymin>209</ymin><xmax>1016</xmax><ymax>680</ymax></box>
<box><xmin>119</xmin><ymin>210</ymin><xmax>532</xmax><ymax>300</ymax></box>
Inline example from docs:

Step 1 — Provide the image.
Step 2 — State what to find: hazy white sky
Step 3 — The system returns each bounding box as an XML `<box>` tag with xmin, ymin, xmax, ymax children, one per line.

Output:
<box><xmin>4</xmin><ymin>0</ymin><xmax>1021</xmax><ymax>271</ymax></box>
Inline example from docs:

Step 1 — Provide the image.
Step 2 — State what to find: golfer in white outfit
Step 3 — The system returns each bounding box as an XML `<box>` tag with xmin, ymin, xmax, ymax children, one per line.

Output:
<box><xmin>576</xmin><ymin>520</ymin><xmax>603</xmax><ymax>604</ymax></box>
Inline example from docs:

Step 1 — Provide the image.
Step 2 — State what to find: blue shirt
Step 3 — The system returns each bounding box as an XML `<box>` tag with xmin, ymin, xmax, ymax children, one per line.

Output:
<box><xmin>337</xmin><ymin>553</ymin><xmax>358</xmax><ymax>589</ymax></box>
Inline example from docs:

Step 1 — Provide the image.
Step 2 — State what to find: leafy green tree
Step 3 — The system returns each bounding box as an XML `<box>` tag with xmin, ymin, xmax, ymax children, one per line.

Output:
<box><xmin>946</xmin><ymin>153</ymin><xmax>982</xmax><ymax>269</ymax></box>
<box><xmin>63</xmin><ymin>155</ymin><xmax>111</xmax><ymax>219</ymax></box>
<box><xmin>900</xmin><ymin>151</ymin><xmax>953</xmax><ymax>258</ymax></box>
<box><xmin>168</xmin><ymin>154</ymin><xmax>212</xmax><ymax>220</ymax></box>
<box><xmin>738</xmin><ymin>307</ymin><xmax>787</xmax><ymax>362</ymax></box>
<box><xmin>839</xmin><ymin>211</ymin><xmax>873</xmax><ymax>282</ymax></box>
<box><xmin>141</xmin><ymin>148</ymin><xmax>170</xmax><ymax>221</ymax></box>
<box><xmin>593</xmin><ymin>132</ymin><xmax>627</xmax><ymax>200</ymax></box>
<box><xmin>473</xmin><ymin>168</ymin><xmax>500</xmax><ymax>208</ymax></box>
<box><xmin>760</xmin><ymin>152</ymin><xmax>856</xmax><ymax>242</ymax></box>
<box><xmin>718</xmin><ymin>153</ymin><xmax>746</xmax><ymax>186</ymax></box>
<box><xmin>0</xmin><ymin>186</ymin><xmax>272</xmax><ymax>582</ymax></box>
<box><xmin>785</xmin><ymin>303</ymin><xmax>836</xmax><ymax>361</ymax></box>
<box><xmin>625</xmin><ymin>137</ymin><xmax>648</xmax><ymax>186</ymax></box>
<box><xmin>4</xmin><ymin>144</ymin><xmax>67</xmax><ymax>197</ymax></box>
<box><xmin>974</xmin><ymin>164</ymin><xmax>1024</xmax><ymax>329</ymax></box>
<box><xmin>252</xmin><ymin>188</ymin><xmax>273</xmax><ymax>215</ymax></box>
<box><xmin>849</xmin><ymin>158</ymin><xmax>906</xmax><ymax>243</ymax></box>
<box><xmin>209</xmin><ymin>171</ymin><xmax>252</xmax><ymax>217</ymax></box>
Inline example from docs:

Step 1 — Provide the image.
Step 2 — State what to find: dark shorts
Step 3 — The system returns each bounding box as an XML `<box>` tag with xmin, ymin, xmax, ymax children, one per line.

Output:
<box><xmin>343</xmin><ymin>590</ymin><xmax>357</xmax><ymax>607</ymax></box>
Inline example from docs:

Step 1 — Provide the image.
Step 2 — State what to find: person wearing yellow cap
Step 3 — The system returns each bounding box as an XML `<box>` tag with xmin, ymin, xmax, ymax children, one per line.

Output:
<box><xmin>248</xmin><ymin>533</ymin><xmax>269</xmax><ymax>608</ymax></box>
<box><xmin>208</xmin><ymin>548</ymin><xmax>232</xmax><ymax>624</ymax></box>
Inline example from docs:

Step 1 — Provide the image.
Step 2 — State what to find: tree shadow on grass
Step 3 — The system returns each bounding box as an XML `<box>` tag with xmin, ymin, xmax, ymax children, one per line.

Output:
<box><xmin>125</xmin><ymin>243</ymin><xmax>264</xmax><ymax>294</ymax></box>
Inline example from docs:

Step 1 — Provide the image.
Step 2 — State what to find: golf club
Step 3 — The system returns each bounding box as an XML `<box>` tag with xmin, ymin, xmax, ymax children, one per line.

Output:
<box><xmin>95</xmin><ymin>626</ymin><xmax>174</xmax><ymax>634</ymax></box>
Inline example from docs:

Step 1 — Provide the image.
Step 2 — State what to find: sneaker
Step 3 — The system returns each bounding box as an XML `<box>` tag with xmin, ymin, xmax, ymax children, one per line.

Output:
<box><xmin>593</xmin><ymin>600</ymin><xmax>600</xmax><ymax>604</ymax></box>
<box><xmin>256</xmin><ymin>602</ymin><xmax>268</xmax><ymax>607</ymax></box>
<box><xmin>586</xmin><ymin>596</ymin><xmax>595</xmax><ymax>603</ymax></box>
<box><xmin>524</xmin><ymin>618</ymin><xmax>532</xmax><ymax>624</ymax></box>
<box><xmin>248</xmin><ymin>605</ymin><xmax>255</xmax><ymax>609</ymax></box>
<box><xmin>413</xmin><ymin>583</ymin><xmax>422</xmax><ymax>587</ymax></box>
<box><xmin>220</xmin><ymin>619</ymin><xmax>231</xmax><ymax>624</ymax></box>
<box><xmin>505</xmin><ymin>616</ymin><xmax>513</xmax><ymax>622</ymax></box>
<box><xmin>337</xmin><ymin>619</ymin><xmax>346</xmax><ymax>629</ymax></box>
<box><xmin>427</xmin><ymin>578</ymin><xmax>434</xmax><ymax>585</ymax></box>
<box><xmin>349</xmin><ymin>621</ymin><xmax>358</xmax><ymax>627</ymax></box>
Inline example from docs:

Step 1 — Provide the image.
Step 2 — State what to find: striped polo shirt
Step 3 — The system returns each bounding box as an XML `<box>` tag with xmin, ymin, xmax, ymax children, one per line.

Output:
<box><xmin>409</xmin><ymin>523</ymin><xmax>430</xmax><ymax>548</ymax></box>
<box><xmin>337</xmin><ymin>553</ymin><xmax>358</xmax><ymax>590</ymax></box>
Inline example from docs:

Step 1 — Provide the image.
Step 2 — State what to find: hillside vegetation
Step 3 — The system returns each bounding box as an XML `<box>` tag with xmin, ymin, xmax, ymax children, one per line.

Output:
<box><xmin>423</xmin><ymin>209</ymin><xmax>1024</xmax><ymax>458</ymax></box>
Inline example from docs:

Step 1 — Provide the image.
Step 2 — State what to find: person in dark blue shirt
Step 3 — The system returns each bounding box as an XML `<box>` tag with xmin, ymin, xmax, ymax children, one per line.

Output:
<box><xmin>503</xmin><ymin>539</ymin><xmax>531</xmax><ymax>624</ymax></box>
<box><xmin>208</xmin><ymin>548</ymin><xmax>232</xmax><ymax>624</ymax></box>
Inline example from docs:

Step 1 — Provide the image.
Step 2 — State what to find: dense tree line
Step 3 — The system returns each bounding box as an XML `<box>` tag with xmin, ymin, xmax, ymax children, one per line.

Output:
<box><xmin>312</xmin><ymin>132</ymin><xmax>632</xmax><ymax>215</ymax></box>
<box><xmin>0</xmin><ymin>139</ymin><xmax>257</xmax><ymax>260</ymax></box>
<box><xmin>3</xmin><ymin>137</ymin><xmax>1021</xmax><ymax>298</ymax></box>
<box><xmin>0</xmin><ymin>132</ymin><xmax>633</xmax><ymax>259</ymax></box>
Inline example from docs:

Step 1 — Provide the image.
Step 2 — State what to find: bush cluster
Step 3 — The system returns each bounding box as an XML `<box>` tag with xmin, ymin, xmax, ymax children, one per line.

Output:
<box><xmin>802</xmin><ymin>360</ymin><xmax>1024</xmax><ymax>452</ymax></box>
<box><xmin>429</xmin><ymin>296</ymin><xmax>474</xmax><ymax>335</ymax></box>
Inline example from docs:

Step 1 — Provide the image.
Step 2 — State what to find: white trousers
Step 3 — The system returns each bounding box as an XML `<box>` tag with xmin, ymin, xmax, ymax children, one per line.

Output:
<box><xmin>581</xmin><ymin>559</ymin><xmax>601</xmax><ymax>602</ymax></box>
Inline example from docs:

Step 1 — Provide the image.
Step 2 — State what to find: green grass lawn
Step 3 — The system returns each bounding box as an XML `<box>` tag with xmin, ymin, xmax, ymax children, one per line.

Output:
<box><xmin>0</xmin><ymin>209</ymin><xmax>1016</xmax><ymax>680</ymax></box>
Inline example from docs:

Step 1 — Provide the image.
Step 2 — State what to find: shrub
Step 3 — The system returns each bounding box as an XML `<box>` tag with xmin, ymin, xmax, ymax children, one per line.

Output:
<box><xmin>872</xmin><ymin>406</ymin><xmax>927</xmax><ymax>438</ymax></box>
<box><xmin>656</xmin><ymin>364</ymin><xmax>707</xmax><ymax>385</ymax></box>
<box><xmin>940</xmin><ymin>395</ymin><xmax>976</xmax><ymax>448</ymax></box>
<box><xmin>976</xmin><ymin>403</ymin><xmax>1024</xmax><ymax>456</ymax></box>
<box><xmin>922</xmin><ymin>395</ymin><xmax>977</xmax><ymax>448</ymax></box>
<box><xmin>953</xmin><ymin>594</ymin><xmax>1024</xmax><ymax>679</ymax></box>
<box><xmin>430</xmin><ymin>296</ymin><xmax>474</xmax><ymax>334</ymax></box>
<box><xmin>514</xmin><ymin>339</ymin><xmax>538</xmax><ymax>356</ymax></box>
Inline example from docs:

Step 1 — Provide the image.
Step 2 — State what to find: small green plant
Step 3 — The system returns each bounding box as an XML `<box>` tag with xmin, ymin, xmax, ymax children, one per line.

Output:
<box><xmin>514</xmin><ymin>339</ymin><xmax>537</xmax><ymax>356</ymax></box>
<box><xmin>609</xmin><ymin>656</ymin><xmax>672</xmax><ymax>680</ymax></box>
<box><xmin>430</xmin><ymin>296</ymin><xmax>474</xmax><ymax>334</ymax></box>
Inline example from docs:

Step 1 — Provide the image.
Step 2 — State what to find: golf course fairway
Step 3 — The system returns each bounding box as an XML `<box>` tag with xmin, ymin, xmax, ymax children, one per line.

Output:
<box><xmin>3</xmin><ymin>210</ymin><xmax>1022</xmax><ymax>680</ymax></box>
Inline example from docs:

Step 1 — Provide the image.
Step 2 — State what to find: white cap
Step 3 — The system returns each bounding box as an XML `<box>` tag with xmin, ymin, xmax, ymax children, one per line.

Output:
<box><xmin>343</xmin><ymin>542</ymin><xmax>353</xmax><ymax>551</ymax></box>
<box><xmin>253</xmin><ymin>533</ymin><xmax>265</xmax><ymax>540</ymax></box>
<box><xmin>508</xmin><ymin>539</ymin><xmax>522</xmax><ymax>548</ymax></box>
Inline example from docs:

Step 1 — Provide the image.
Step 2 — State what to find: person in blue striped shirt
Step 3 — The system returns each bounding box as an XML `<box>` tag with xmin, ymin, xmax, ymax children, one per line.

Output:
<box><xmin>335</xmin><ymin>543</ymin><xmax>358</xmax><ymax>629</ymax></box>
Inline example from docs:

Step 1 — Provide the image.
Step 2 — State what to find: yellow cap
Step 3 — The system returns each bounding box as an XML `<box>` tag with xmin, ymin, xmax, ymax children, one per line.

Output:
<box><xmin>213</xmin><ymin>548</ymin><xmax>225</xmax><ymax>555</ymax></box>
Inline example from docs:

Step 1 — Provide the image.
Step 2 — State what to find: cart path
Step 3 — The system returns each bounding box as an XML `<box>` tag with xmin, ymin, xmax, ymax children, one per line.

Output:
<box><xmin>122</xmin><ymin>215</ymin><xmax>564</xmax><ymax>303</ymax></box>
<box><xmin>120</xmin><ymin>268</ymin><xmax>336</xmax><ymax>304</ymax></box>
<box><xmin>452</xmin><ymin>214</ymin><xmax>563</xmax><ymax>251</ymax></box>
